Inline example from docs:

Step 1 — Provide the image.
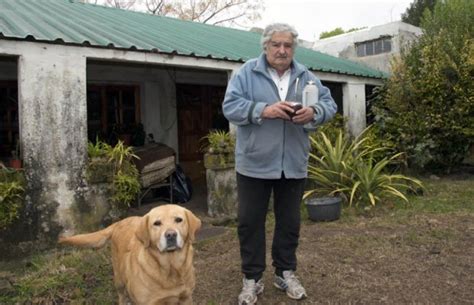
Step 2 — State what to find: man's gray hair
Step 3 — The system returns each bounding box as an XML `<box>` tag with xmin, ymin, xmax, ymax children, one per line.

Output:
<box><xmin>261</xmin><ymin>23</ymin><xmax>299</xmax><ymax>50</ymax></box>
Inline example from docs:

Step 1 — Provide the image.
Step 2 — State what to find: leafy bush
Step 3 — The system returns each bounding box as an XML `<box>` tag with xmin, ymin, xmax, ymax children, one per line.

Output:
<box><xmin>346</xmin><ymin>154</ymin><xmax>421</xmax><ymax>206</ymax></box>
<box><xmin>372</xmin><ymin>0</ymin><xmax>474</xmax><ymax>172</ymax></box>
<box><xmin>0</xmin><ymin>179</ymin><xmax>24</xmax><ymax>230</ymax></box>
<box><xmin>309</xmin><ymin>113</ymin><xmax>346</xmax><ymax>147</ymax></box>
<box><xmin>112</xmin><ymin>166</ymin><xmax>141</xmax><ymax>210</ymax></box>
<box><xmin>201</xmin><ymin>130</ymin><xmax>235</xmax><ymax>154</ymax></box>
<box><xmin>311</xmin><ymin>115</ymin><xmax>400</xmax><ymax>166</ymax></box>
<box><xmin>106</xmin><ymin>141</ymin><xmax>138</xmax><ymax>171</ymax></box>
<box><xmin>86</xmin><ymin>139</ymin><xmax>140</xmax><ymax>209</ymax></box>
<box><xmin>87</xmin><ymin>138</ymin><xmax>111</xmax><ymax>159</ymax></box>
<box><xmin>305</xmin><ymin>129</ymin><xmax>423</xmax><ymax>207</ymax></box>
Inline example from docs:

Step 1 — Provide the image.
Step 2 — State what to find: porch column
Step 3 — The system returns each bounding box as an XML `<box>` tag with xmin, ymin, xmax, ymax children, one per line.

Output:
<box><xmin>18</xmin><ymin>48</ymin><xmax>87</xmax><ymax>238</ymax></box>
<box><xmin>342</xmin><ymin>82</ymin><xmax>366</xmax><ymax>137</ymax></box>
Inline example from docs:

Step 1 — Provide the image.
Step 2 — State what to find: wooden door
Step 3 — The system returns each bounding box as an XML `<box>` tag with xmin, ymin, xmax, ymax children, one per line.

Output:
<box><xmin>177</xmin><ymin>84</ymin><xmax>227</xmax><ymax>162</ymax></box>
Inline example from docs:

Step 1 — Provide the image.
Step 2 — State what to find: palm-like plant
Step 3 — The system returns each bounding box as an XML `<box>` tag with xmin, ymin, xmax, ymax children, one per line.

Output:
<box><xmin>87</xmin><ymin>137</ymin><xmax>111</xmax><ymax>159</ymax></box>
<box><xmin>107</xmin><ymin>140</ymin><xmax>139</xmax><ymax>171</ymax></box>
<box><xmin>305</xmin><ymin>128</ymin><xmax>423</xmax><ymax>207</ymax></box>
<box><xmin>345</xmin><ymin>153</ymin><xmax>423</xmax><ymax>206</ymax></box>
<box><xmin>201</xmin><ymin>130</ymin><xmax>235</xmax><ymax>154</ymax></box>
<box><xmin>305</xmin><ymin>129</ymin><xmax>384</xmax><ymax>200</ymax></box>
<box><xmin>86</xmin><ymin>139</ymin><xmax>141</xmax><ymax>208</ymax></box>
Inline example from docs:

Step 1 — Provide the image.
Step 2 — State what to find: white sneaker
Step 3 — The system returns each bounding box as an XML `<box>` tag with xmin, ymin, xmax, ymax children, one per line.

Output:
<box><xmin>238</xmin><ymin>278</ymin><xmax>264</xmax><ymax>305</ymax></box>
<box><xmin>274</xmin><ymin>270</ymin><xmax>307</xmax><ymax>300</ymax></box>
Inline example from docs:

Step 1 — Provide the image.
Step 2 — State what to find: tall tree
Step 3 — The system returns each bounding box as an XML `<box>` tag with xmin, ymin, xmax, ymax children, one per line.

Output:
<box><xmin>401</xmin><ymin>0</ymin><xmax>437</xmax><ymax>27</ymax></box>
<box><xmin>319</xmin><ymin>27</ymin><xmax>365</xmax><ymax>39</ymax></box>
<box><xmin>144</xmin><ymin>0</ymin><xmax>173</xmax><ymax>15</ymax></box>
<box><xmin>149</xmin><ymin>0</ymin><xmax>263</xmax><ymax>26</ymax></box>
<box><xmin>85</xmin><ymin>0</ymin><xmax>263</xmax><ymax>26</ymax></box>
<box><xmin>83</xmin><ymin>0</ymin><xmax>137</xmax><ymax>9</ymax></box>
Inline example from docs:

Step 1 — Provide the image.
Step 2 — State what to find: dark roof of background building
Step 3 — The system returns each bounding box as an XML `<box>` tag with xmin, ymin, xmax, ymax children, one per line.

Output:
<box><xmin>0</xmin><ymin>0</ymin><xmax>385</xmax><ymax>78</ymax></box>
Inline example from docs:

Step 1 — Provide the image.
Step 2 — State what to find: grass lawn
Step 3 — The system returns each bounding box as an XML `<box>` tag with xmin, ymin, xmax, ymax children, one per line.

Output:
<box><xmin>1</xmin><ymin>173</ymin><xmax>473</xmax><ymax>304</ymax></box>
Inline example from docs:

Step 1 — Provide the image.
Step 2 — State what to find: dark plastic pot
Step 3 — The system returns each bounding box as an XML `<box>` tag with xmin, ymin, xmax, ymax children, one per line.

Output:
<box><xmin>305</xmin><ymin>196</ymin><xmax>342</xmax><ymax>222</ymax></box>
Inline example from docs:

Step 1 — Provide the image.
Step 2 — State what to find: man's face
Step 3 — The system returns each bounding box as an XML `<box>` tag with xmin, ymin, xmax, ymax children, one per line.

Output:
<box><xmin>265</xmin><ymin>31</ymin><xmax>295</xmax><ymax>74</ymax></box>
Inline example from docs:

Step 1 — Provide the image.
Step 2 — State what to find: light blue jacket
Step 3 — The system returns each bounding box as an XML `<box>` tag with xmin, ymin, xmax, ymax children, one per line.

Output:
<box><xmin>223</xmin><ymin>53</ymin><xmax>337</xmax><ymax>179</ymax></box>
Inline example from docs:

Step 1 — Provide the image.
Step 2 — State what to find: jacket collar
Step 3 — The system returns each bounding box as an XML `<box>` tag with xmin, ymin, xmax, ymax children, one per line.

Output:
<box><xmin>253</xmin><ymin>53</ymin><xmax>306</xmax><ymax>83</ymax></box>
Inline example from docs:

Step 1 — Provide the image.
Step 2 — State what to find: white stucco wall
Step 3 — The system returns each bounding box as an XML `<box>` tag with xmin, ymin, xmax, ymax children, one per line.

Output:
<box><xmin>18</xmin><ymin>46</ymin><xmax>88</xmax><ymax>235</ymax></box>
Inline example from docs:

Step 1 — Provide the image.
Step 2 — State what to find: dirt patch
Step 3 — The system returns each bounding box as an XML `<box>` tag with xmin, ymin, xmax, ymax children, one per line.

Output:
<box><xmin>193</xmin><ymin>213</ymin><xmax>474</xmax><ymax>304</ymax></box>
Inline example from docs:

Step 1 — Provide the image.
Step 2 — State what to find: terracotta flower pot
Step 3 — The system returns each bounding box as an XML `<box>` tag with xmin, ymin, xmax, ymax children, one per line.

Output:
<box><xmin>9</xmin><ymin>158</ymin><xmax>22</xmax><ymax>169</ymax></box>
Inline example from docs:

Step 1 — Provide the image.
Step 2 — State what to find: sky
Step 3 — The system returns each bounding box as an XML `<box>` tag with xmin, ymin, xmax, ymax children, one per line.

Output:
<box><xmin>253</xmin><ymin>0</ymin><xmax>414</xmax><ymax>41</ymax></box>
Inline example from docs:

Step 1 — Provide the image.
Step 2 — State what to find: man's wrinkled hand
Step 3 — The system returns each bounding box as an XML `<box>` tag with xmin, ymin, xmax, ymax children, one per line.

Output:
<box><xmin>292</xmin><ymin>106</ymin><xmax>315</xmax><ymax>124</ymax></box>
<box><xmin>261</xmin><ymin>101</ymin><xmax>295</xmax><ymax>120</ymax></box>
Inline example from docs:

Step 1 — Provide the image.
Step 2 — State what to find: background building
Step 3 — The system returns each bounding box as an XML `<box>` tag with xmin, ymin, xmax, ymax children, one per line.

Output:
<box><xmin>313</xmin><ymin>21</ymin><xmax>422</xmax><ymax>73</ymax></box>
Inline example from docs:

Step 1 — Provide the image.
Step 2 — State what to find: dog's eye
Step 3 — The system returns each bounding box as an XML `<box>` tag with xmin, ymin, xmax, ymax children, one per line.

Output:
<box><xmin>153</xmin><ymin>220</ymin><xmax>161</xmax><ymax>226</ymax></box>
<box><xmin>175</xmin><ymin>217</ymin><xmax>183</xmax><ymax>223</ymax></box>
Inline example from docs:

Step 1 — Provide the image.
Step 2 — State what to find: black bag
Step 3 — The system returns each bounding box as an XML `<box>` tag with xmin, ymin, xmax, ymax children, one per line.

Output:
<box><xmin>171</xmin><ymin>165</ymin><xmax>193</xmax><ymax>203</ymax></box>
<box><xmin>153</xmin><ymin>165</ymin><xmax>192</xmax><ymax>203</ymax></box>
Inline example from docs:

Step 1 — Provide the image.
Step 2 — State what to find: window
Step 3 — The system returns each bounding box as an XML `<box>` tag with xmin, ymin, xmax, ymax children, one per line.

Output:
<box><xmin>383</xmin><ymin>38</ymin><xmax>392</xmax><ymax>53</ymax></box>
<box><xmin>356</xmin><ymin>44</ymin><xmax>365</xmax><ymax>57</ymax></box>
<box><xmin>375</xmin><ymin>39</ymin><xmax>383</xmax><ymax>54</ymax></box>
<box><xmin>87</xmin><ymin>85</ymin><xmax>140</xmax><ymax>145</ymax></box>
<box><xmin>356</xmin><ymin>37</ymin><xmax>392</xmax><ymax>57</ymax></box>
<box><xmin>365</xmin><ymin>41</ymin><xmax>374</xmax><ymax>56</ymax></box>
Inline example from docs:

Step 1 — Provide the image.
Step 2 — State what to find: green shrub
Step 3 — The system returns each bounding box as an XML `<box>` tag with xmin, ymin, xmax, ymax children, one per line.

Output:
<box><xmin>305</xmin><ymin>129</ymin><xmax>423</xmax><ymax>207</ymax></box>
<box><xmin>309</xmin><ymin>113</ymin><xmax>346</xmax><ymax>148</ymax></box>
<box><xmin>112</xmin><ymin>167</ymin><xmax>141</xmax><ymax>209</ymax></box>
<box><xmin>0</xmin><ymin>180</ymin><xmax>24</xmax><ymax>230</ymax></box>
<box><xmin>201</xmin><ymin>130</ymin><xmax>235</xmax><ymax>154</ymax></box>
<box><xmin>87</xmin><ymin>138</ymin><xmax>111</xmax><ymax>159</ymax></box>
<box><xmin>346</xmin><ymin>154</ymin><xmax>422</xmax><ymax>206</ymax></box>
<box><xmin>371</xmin><ymin>0</ymin><xmax>474</xmax><ymax>172</ymax></box>
<box><xmin>86</xmin><ymin>139</ymin><xmax>140</xmax><ymax>209</ymax></box>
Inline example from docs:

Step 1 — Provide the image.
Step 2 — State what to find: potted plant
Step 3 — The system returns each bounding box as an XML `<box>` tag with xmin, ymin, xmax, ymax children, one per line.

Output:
<box><xmin>202</xmin><ymin>130</ymin><xmax>235</xmax><ymax>170</ymax></box>
<box><xmin>9</xmin><ymin>140</ymin><xmax>22</xmax><ymax>169</ymax></box>
<box><xmin>305</xmin><ymin>128</ymin><xmax>423</xmax><ymax>221</ymax></box>
<box><xmin>201</xmin><ymin>130</ymin><xmax>237</xmax><ymax>219</ymax></box>
<box><xmin>86</xmin><ymin>138</ymin><xmax>114</xmax><ymax>183</ymax></box>
<box><xmin>86</xmin><ymin>138</ymin><xmax>141</xmax><ymax>210</ymax></box>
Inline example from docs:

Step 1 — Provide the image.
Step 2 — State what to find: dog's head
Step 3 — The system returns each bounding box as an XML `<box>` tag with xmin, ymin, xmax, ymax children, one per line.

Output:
<box><xmin>136</xmin><ymin>204</ymin><xmax>201</xmax><ymax>252</ymax></box>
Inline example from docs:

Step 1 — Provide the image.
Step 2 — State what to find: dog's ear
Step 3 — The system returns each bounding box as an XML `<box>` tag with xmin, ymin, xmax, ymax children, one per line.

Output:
<box><xmin>135</xmin><ymin>215</ymin><xmax>150</xmax><ymax>247</ymax></box>
<box><xmin>185</xmin><ymin>209</ymin><xmax>202</xmax><ymax>243</ymax></box>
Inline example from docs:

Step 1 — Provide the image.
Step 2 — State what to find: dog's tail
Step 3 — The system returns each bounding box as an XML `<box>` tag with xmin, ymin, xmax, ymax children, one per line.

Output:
<box><xmin>58</xmin><ymin>222</ymin><xmax>117</xmax><ymax>249</ymax></box>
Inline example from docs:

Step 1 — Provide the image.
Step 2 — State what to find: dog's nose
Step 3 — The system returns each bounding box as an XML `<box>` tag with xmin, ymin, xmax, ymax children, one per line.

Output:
<box><xmin>164</xmin><ymin>229</ymin><xmax>178</xmax><ymax>251</ymax></box>
<box><xmin>165</xmin><ymin>230</ymin><xmax>177</xmax><ymax>242</ymax></box>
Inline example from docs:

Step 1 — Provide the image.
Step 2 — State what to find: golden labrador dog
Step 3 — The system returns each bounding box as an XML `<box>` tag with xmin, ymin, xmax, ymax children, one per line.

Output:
<box><xmin>59</xmin><ymin>204</ymin><xmax>201</xmax><ymax>305</ymax></box>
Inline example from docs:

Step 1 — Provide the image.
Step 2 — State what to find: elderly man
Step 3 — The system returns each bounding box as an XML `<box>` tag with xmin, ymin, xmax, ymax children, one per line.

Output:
<box><xmin>223</xmin><ymin>23</ymin><xmax>337</xmax><ymax>304</ymax></box>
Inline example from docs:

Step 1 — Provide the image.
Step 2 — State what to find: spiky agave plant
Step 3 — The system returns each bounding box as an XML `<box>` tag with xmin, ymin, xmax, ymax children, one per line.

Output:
<box><xmin>305</xmin><ymin>129</ymin><xmax>384</xmax><ymax>200</ymax></box>
<box><xmin>305</xmin><ymin>128</ymin><xmax>423</xmax><ymax>207</ymax></box>
<box><xmin>201</xmin><ymin>130</ymin><xmax>235</xmax><ymax>154</ymax></box>
<box><xmin>344</xmin><ymin>153</ymin><xmax>423</xmax><ymax>206</ymax></box>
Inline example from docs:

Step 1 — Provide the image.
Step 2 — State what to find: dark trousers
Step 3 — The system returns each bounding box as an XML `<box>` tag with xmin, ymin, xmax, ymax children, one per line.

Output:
<box><xmin>236</xmin><ymin>172</ymin><xmax>306</xmax><ymax>280</ymax></box>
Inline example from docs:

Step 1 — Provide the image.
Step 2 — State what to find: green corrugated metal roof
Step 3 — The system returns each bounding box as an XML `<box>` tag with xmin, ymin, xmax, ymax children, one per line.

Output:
<box><xmin>0</xmin><ymin>0</ymin><xmax>385</xmax><ymax>79</ymax></box>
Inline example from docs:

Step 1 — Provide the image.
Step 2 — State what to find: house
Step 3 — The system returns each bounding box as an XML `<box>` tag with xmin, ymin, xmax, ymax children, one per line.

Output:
<box><xmin>312</xmin><ymin>21</ymin><xmax>423</xmax><ymax>74</ymax></box>
<box><xmin>0</xmin><ymin>0</ymin><xmax>385</xmax><ymax>244</ymax></box>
